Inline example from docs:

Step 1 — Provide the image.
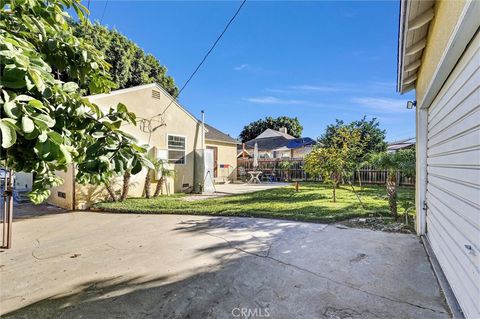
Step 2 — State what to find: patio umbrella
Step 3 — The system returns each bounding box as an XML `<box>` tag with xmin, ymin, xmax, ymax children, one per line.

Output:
<box><xmin>253</xmin><ymin>142</ymin><xmax>259</xmax><ymax>168</ymax></box>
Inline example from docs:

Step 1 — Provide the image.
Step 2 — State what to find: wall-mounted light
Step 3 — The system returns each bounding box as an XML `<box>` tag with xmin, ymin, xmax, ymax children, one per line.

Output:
<box><xmin>406</xmin><ymin>101</ymin><xmax>417</xmax><ymax>109</ymax></box>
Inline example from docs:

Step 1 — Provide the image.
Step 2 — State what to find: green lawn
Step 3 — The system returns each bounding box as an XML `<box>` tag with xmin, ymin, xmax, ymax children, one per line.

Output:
<box><xmin>94</xmin><ymin>183</ymin><xmax>415</xmax><ymax>223</ymax></box>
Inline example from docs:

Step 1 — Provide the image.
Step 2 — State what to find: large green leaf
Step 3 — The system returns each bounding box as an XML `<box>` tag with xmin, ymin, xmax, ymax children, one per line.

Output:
<box><xmin>47</xmin><ymin>131</ymin><xmax>63</xmax><ymax>144</ymax></box>
<box><xmin>0</xmin><ymin>119</ymin><xmax>17</xmax><ymax>148</ymax></box>
<box><xmin>1</xmin><ymin>65</ymin><xmax>27</xmax><ymax>89</ymax></box>
<box><xmin>63</xmin><ymin>82</ymin><xmax>79</xmax><ymax>93</ymax></box>
<box><xmin>32</xmin><ymin>113</ymin><xmax>55</xmax><ymax>128</ymax></box>
<box><xmin>3</xmin><ymin>101</ymin><xmax>21</xmax><ymax>119</ymax></box>
<box><xmin>27</xmin><ymin>69</ymin><xmax>45</xmax><ymax>92</ymax></box>
<box><xmin>21</xmin><ymin>116</ymin><xmax>35</xmax><ymax>133</ymax></box>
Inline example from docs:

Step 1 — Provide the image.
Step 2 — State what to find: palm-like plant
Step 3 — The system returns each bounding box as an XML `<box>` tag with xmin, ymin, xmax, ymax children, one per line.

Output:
<box><xmin>120</xmin><ymin>170</ymin><xmax>131</xmax><ymax>201</ymax></box>
<box><xmin>154</xmin><ymin>161</ymin><xmax>174</xmax><ymax>197</ymax></box>
<box><xmin>367</xmin><ymin>148</ymin><xmax>415</xmax><ymax>218</ymax></box>
<box><xmin>143</xmin><ymin>152</ymin><xmax>160</xmax><ymax>199</ymax></box>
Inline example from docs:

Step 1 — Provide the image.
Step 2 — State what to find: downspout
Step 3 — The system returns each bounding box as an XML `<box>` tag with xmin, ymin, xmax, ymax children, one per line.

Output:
<box><xmin>72</xmin><ymin>164</ymin><xmax>76</xmax><ymax>210</ymax></box>
<box><xmin>201</xmin><ymin>110</ymin><xmax>205</xmax><ymax>149</ymax></box>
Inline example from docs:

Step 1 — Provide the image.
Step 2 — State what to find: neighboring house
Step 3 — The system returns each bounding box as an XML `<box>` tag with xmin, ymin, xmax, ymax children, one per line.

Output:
<box><xmin>397</xmin><ymin>1</ymin><xmax>479</xmax><ymax>317</ymax></box>
<box><xmin>47</xmin><ymin>83</ymin><xmax>237</xmax><ymax>209</ymax></box>
<box><xmin>239</xmin><ymin>128</ymin><xmax>316</xmax><ymax>159</ymax></box>
<box><xmin>387</xmin><ymin>137</ymin><xmax>415</xmax><ymax>153</ymax></box>
<box><xmin>204</xmin><ymin>123</ymin><xmax>239</xmax><ymax>183</ymax></box>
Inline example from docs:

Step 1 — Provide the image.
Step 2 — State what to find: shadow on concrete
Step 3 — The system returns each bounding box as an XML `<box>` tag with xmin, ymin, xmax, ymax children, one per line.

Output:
<box><xmin>2</xmin><ymin>216</ymin><xmax>448</xmax><ymax>319</ymax></box>
<box><xmin>1</xmin><ymin>203</ymin><xmax>66</xmax><ymax>222</ymax></box>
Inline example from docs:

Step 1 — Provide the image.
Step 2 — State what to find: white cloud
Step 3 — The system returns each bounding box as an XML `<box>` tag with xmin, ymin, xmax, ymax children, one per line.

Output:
<box><xmin>234</xmin><ymin>64</ymin><xmax>248</xmax><ymax>71</ymax></box>
<box><xmin>351</xmin><ymin>97</ymin><xmax>409</xmax><ymax>113</ymax></box>
<box><xmin>289</xmin><ymin>85</ymin><xmax>340</xmax><ymax>92</ymax></box>
<box><xmin>243</xmin><ymin>96</ymin><xmax>306</xmax><ymax>105</ymax></box>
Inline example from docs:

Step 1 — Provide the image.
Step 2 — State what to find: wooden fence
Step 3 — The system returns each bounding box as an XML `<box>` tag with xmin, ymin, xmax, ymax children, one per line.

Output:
<box><xmin>237</xmin><ymin>158</ymin><xmax>414</xmax><ymax>186</ymax></box>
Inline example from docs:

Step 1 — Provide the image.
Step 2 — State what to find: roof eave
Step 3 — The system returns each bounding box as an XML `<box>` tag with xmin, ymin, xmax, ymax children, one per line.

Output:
<box><xmin>205</xmin><ymin>138</ymin><xmax>240</xmax><ymax>145</ymax></box>
<box><xmin>397</xmin><ymin>0</ymin><xmax>410</xmax><ymax>93</ymax></box>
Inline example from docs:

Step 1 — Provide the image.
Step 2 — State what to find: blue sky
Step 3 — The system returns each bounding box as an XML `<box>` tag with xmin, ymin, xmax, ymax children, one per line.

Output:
<box><xmin>85</xmin><ymin>0</ymin><xmax>415</xmax><ymax>142</ymax></box>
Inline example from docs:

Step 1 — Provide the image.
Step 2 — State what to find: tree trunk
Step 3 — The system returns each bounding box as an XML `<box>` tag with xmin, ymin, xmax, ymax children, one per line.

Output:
<box><xmin>357</xmin><ymin>169</ymin><xmax>362</xmax><ymax>189</ymax></box>
<box><xmin>386</xmin><ymin>171</ymin><xmax>398</xmax><ymax>219</ymax></box>
<box><xmin>331</xmin><ymin>172</ymin><xmax>340</xmax><ymax>203</ymax></box>
<box><xmin>144</xmin><ymin>170</ymin><xmax>152</xmax><ymax>198</ymax></box>
<box><xmin>120</xmin><ymin>170</ymin><xmax>131</xmax><ymax>201</ymax></box>
<box><xmin>105</xmin><ymin>183</ymin><xmax>117</xmax><ymax>202</ymax></box>
<box><xmin>154</xmin><ymin>176</ymin><xmax>164</xmax><ymax>197</ymax></box>
<box><xmin>333</xmin><ymin>183</ymin><xmax>336</xmax><ymax>202</ymax></box>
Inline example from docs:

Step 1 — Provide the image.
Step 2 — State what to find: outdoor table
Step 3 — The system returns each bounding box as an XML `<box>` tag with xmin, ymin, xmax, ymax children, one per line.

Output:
<box><xmin>247</xmin><ymin>171</ymin><xmax>263</xmax><ymax>184</ymax></box>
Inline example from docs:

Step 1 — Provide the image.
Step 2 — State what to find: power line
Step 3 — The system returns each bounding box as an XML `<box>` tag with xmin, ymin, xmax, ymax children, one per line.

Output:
<box><xmin>100</xmin><ymin>0</ymin><xmax>109</xmax><ymax>23</ymax></box>
<box><xmin>155</xmin><ymin>0</ymin><xmax>247</xmax><ymax>118</ymax></box>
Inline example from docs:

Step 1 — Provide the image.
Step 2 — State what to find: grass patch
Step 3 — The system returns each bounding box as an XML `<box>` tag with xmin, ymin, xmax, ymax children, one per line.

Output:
<box><xmin>94</xmin><ymin>183</ymin><xmax>414</xmax><ymax>223</ymax></box>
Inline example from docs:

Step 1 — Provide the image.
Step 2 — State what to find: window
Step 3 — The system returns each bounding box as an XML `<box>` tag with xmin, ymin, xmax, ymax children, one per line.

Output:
<box><xmin>168</xmin><ymin>135</ymin><xmax>186</xmax><ymax>164</ymax></box>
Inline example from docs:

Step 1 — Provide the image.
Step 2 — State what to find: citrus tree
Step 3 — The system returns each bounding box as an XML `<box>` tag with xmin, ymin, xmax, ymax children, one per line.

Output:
<box><xmin>0</xmin><ymin>0</ymin><xmax>151</xmax><ymax>203</ymax></box>
<box><xmin>367</xmin><ymin>148</ymin><xmax>415</xmax><ymax>218</ymax></box>
<box><xmin>305</xmin><ymin>127</ymin><xmax>363</xmax><ymax>202</ymax></box>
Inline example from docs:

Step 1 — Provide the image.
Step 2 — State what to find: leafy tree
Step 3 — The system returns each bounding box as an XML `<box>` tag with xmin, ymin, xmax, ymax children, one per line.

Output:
<box><xmin>72</xmin><ymin>22</ymin><xmax>179</xmax><ymax>97</ymax></box>
<box><xmin>239</xmin><ymin>116</ymin><xmax>303</xmax><ymax>142</ymax></box>
<box><xmin>0</xmin><ymin>0</ymin><xmax>152</xmax><ymax>203</ymax></box>
<box><xmin>305</xmin><ymin>127</ymin><xmax>363</xmax><ymax>202</ymax></box>
<box><xmin>367</xmin><ymin>149</ymin><xmax>415</xmax><ymax>218</ymax></box>
<box><xmin>319</xmin><ymin>117</ymin><xmax>387</xmax><ymax>186</ymax></box>
<box><xmin>319</xmin><ymin>116</ymin><xmax>387</xmax><ymax>156</ymax></box>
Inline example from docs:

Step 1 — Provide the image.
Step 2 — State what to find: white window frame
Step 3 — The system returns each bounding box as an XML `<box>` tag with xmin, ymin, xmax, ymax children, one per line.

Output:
<box><xmin>167</xmin><ymin>134</ymin><xmax>187</xmax><ymax>165</ymax></box>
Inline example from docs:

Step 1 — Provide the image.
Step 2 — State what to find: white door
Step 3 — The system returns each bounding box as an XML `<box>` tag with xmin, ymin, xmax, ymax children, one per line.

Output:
<box><xmin>425</xmin><ymin>31</ymin><xmax>479</xmax><ymax>318</ymax></box>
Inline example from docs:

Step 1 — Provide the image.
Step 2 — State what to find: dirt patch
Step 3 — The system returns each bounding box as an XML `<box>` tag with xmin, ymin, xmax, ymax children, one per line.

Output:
<box><xmin>339</xmin><ymin>217</ymin><xmax>414</xmax><ymax>233</ymax></box>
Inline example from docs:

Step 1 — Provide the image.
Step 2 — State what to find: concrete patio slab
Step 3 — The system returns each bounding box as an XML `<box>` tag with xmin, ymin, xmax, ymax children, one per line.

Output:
<box><xmin>0</xmin><ymin>212</ymin><xmax>449</xmax><ymax>318</ymax></box>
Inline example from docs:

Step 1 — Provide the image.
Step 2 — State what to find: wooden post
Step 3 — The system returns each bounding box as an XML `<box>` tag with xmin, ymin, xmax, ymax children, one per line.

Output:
<box><xmin>295</xmin><ymin>181</ymin><xmax>299</xmax><ymax>192</ymax></box>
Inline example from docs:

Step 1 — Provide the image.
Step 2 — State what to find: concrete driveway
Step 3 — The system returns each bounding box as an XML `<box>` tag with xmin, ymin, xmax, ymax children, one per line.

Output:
<box><xmin>0</xmin><ymin>212</ymin><xmax>449</xmax><ymax>318</ymax></box>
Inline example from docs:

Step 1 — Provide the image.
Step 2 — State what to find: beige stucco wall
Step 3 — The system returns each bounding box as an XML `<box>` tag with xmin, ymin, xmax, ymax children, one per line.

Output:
<box><xmin>48</xmin><ymin>85</ymin><xmax>201</xmax><ymax>209</ymax></box>
<box><xmin>48</xmin><ymin>165</ymin><xmax>74</xmax><ymax>210</ymax></box>
<box><xmin>205</xmin><ymin>140</ymin><xmax>238</xmax><ymax>182</ymax></box>
<box><xmin>88</xmin><ymin>85</ymin><xmax>202</xmax><ymax>195</ymax></box>
<box><xmin>416</xmin><ymin>0</ymin><xmax>467</xmax><ymax>104</ymax></box>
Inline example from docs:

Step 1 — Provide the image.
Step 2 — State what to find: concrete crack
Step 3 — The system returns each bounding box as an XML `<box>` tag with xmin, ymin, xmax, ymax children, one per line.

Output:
<box><xmin>200</xmin><ymin>230</ymin><xmax>447</xmax><ymax>315</ymax></box>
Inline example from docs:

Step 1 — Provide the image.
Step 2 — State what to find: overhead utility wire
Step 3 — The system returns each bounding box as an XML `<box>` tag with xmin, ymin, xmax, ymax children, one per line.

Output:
<box><xmin>155</xmin><ymin>0</ymin><xmax>247</xmax><ymax>118</ymax></box>
<box><xmin>100</xmin><ymin>0</ymin><xmax>109</xmax><ymax>24</ymax></box>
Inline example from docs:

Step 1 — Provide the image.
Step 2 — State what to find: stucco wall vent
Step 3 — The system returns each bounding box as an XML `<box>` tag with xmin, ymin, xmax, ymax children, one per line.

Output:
<box><xmin>152</xmin><ymin>90</ymin><xmax>161</xmax><ymax>100</ymax></box>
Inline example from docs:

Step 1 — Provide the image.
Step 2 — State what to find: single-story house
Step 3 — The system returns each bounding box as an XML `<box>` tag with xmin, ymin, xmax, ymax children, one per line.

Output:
<box><xmin>238</xmin><ymin>128</ymin><xmax>316</xmax><ymax>159</ymax></box>
<box><xmin>387</xmin><ymin>137</ymin><xmax>415</xmax><ymax>153</ymax></box>
<box><xmin>397</xmin><ymin>0</ymin><xmax>479</xmax><ymax>317</ymax></box>
<box><xmin>47</xmin><ymin>83</ymin><xmax>237</xmax><ymax>209</ymax></box>
<box><xmin>204</xmin><ymin>123</ymin><xmax>239</xmax><ymax>183</ymax></box>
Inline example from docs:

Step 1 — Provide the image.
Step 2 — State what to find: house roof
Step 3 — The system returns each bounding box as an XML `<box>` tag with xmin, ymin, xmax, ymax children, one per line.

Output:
<box><xmin>256</xmin><ymin>128</ymin><xmax>295</xmax><ymax>140</ymax></box>
<box><xmin>387</xmin><ymin>137</ymin><xmax>415</xmax><ymax>152</ymax></box>
<box><xmin>397</xmin><ymin>0</ymin><xmax>435</xmax><ymax>93</ymax></box>
<box><xmin>241</xmin><ymin>136</ymin><xmax>316</xmax><ymax>152</ymax></box>
<box><xmin>204</xmin><ymin>123</ymin><xmax>239</xmax><ymax>145</ymax></box>
<box><xmin>243</xmin><ymin>136</ymin><xmax>291</xmax><ymax>151</ymax></box>
<box><xmin>87</xmin><ymin>83</ymin><xmax>202</xmax><ymax>125</ymax></box>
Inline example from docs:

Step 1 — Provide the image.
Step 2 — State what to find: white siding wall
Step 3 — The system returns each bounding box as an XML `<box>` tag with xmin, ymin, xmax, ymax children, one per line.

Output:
<box><xmin>426</xmin><ymin>31</ymin><xmax>479</xmax><ymax>319</ymax></box>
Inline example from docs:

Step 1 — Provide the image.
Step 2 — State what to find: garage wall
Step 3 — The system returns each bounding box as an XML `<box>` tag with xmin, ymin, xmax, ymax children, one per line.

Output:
<box><xmin>425</xmin><ymin>31</ymin><xmax>479</xmax><ymax>319</ymax></box>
